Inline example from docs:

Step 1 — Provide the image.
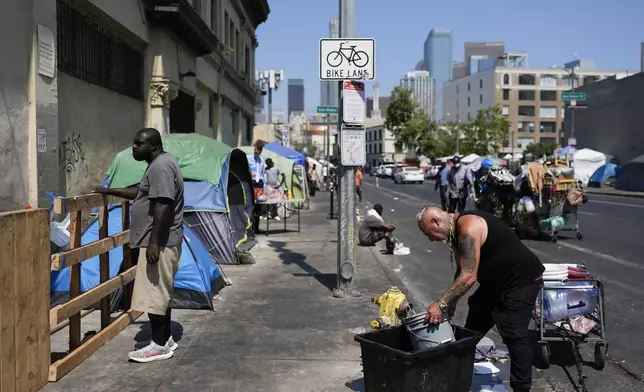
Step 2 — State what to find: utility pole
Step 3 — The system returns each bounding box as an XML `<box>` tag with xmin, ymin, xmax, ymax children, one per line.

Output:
<box><xmin>333</xmin><ymin>0</ymin><xmax>360</xmax><ymax>298</ymax></box>
<box><xmin>570</xmin><ymin>67</ymin><xmax>577</xmax><ymax>144</ymax></box>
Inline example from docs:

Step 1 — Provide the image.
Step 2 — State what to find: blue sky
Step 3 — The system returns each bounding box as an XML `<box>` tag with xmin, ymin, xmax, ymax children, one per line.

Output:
<box><xmin>255</xmin><ymin>0</ymin><xmax>643</xmax><ymax>114</ymax></box>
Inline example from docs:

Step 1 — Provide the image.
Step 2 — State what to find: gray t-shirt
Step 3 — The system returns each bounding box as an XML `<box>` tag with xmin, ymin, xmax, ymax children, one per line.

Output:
<box><xmin>130</xmin><ymin>153</ymin><xmax>184</xmax><ymax>248</ymax></box>
<box><xmin>358</xmin><ymin>213</ymin><xmax>384</xmax><ymax>244</ymax></box>
<box><xmin>448</xmin><ymin>165</ymin><xmax>468</xmax><ymax>198</ymax></box>
<box><xmin>266</xmin><ymin>166</ymin><xmax>282</xmax><ymax>187</ymax></box>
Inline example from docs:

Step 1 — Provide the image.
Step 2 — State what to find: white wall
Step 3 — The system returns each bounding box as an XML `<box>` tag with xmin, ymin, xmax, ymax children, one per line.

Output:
<box><xmin>443</xmin><ymin>69</ymin><xmax>496</xmax><ymax>122</ymax></box>
<box><xmin>87</xmin><ymin>0</ymin><xmax>149</xmax><ymax>43</ymax></box>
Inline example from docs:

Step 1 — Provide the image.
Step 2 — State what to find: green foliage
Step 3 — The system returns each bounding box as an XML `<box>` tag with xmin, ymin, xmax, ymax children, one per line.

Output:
<box><xmin>291</xmin><ymin>140</ymin><xmax>318</xmax><ymax>157</ymax></box>
<box><xmin>458</xmin><ymin>106</ymin><xmax>510</xmax><ymax>156</ymax></box>
<box><xmin>523</xmin><ymin>141</ymin><xmax>558</xmax><ymax>157</ymax></box>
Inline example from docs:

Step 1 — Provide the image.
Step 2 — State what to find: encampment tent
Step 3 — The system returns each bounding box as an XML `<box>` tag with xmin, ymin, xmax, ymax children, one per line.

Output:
<box><xmin>573</xmin><ymin>148</ymin><xmax>606</xmax><ymax>186</ymax></box>
<box><xmin>616</xmin><ymin>155</ymin><xmax>644</xmax><ymax>192</ymax></box>
<box><xmin>238</xmin><ymin>146</ymin><xmax>304</xmax><ymax>199</ymax></box>
<box><xmin>51</xmin><ymin>207</ymin><xmax>226</xmax><ymax>310</ymax></box>
<box><xmin>264</xmin><ymin>142</ymin><xmax>306</xmax><ymax>165</ymax></box>
<box><xmin>588</xmin><ymin>163</ymin><xmax>619</xmax><ymax>187</ymax></box>
<box><xmin>103</xmin><ymin>133</ymin><xmax>255</xmax><ymax>265</ymax></box>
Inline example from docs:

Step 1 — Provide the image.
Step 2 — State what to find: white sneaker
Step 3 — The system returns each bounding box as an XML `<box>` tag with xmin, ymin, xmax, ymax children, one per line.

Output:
<box><xmin>274</xmin><ymin>216</ymin><xmax>281</xmax><ymax>221</ymax></box>
<box><xmin>128</xmin><ymin>341</ymin><xmax>174</xmax><ymax>363</ymax></box>
<box><xmin>393</xmin><ymin>243</ymin><xmax>410</xmax><ymax>255</ymax></box>
<box><xmin>167</xmin><ymin>336</ymin><xmax>178</xmax><ymax>351</ymax></box>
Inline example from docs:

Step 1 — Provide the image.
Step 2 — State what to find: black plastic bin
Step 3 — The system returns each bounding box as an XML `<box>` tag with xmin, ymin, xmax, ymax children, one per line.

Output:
<box><xmin>354</xmin><ymin>325</ymin><xmax>481</xmax><ymax>392</ymax></box>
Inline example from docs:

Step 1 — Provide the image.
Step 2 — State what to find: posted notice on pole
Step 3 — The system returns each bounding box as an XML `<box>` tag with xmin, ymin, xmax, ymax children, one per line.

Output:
<box><xmin>342</xmin><ymin>81</ymin><xmax>365</xmax><ymax>124</ymax></box>
<box><xmin>340</xmin><ymin>124</ymin><xmax>366</xmax><ymax>166</ymax></box>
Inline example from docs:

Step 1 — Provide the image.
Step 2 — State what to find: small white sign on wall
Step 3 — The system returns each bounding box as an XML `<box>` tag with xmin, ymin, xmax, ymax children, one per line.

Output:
<box><xmin>37</xmin><ymin>25</ymin><xmax>56</xmax><ymax>78</ymax></box>
<box><xmin>37</xmin><ymin>129</ymin><xmax>47</xmax><ymax>153</ymax></box>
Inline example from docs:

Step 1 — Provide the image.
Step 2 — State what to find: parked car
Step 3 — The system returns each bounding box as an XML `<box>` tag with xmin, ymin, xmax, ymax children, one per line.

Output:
<box><xmin>392</xmin><ymin>164</ymin><xmax>408</xmax><ymax>179</ymax></box>
<box><xmin>382</xmin><ymin>165</ymin><xmax>395</xmax><ymax>178</ymax></box>
<box><xmin>425</xmin><ymin>165</ymin><xmax>440</xmax><ymax>179</ymax></box>
<box><xmin>394</xmin><ymin>167</ymin><xmax>424</xmax><ymax>184</ymax></box>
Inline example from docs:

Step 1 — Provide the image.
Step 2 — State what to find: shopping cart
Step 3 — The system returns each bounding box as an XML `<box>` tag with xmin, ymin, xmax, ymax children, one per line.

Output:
<box><xmin>534</xmin><ymin>279</ymin><xmax>607</xmax><ymax>392</ymax></box>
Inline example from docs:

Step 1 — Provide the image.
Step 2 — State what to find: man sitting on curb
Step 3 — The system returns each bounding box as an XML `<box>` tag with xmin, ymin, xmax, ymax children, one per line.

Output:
<box><xmin>358</xmin><ymin>204</ymin><xmax>410</xmax><ymax>255</ymax></box>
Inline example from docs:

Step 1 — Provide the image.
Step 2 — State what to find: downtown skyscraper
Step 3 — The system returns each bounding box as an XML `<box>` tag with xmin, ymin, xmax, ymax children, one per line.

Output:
<box><xmin>320</xmin><ymin>18</ymin><xmax>340</xmax><ymax>109</ymax></box>
<box><xmin>400</xmin><ymin>71</ymin><xmax>434</xmax><ymax>120</ymax></box>
<box><xmin>287</xmin><ymin>79</ymin><xmax>305</xmax><ymax>117</ymax></box>
<box><xmin>424</xmin><ymin>29</ymin><xmax>452</xmax><ymax>120</ymax></box>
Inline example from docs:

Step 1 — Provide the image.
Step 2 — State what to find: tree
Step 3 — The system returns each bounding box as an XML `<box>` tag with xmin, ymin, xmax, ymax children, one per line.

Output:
<box><xmin>458</xmin><ymin>106</ymin><xmax>510</xmax><ymax>156</ymax></box>
<box><xmin>523</xmin><ymin>141</ymin><xmax>557</xmax><ymax>157</ymax></box>
<box><xmin>291</xmin><ymin>140</ymin><xmax>318</xmax><ymax>157</ymax></box>
<box><xmin>385</xmin><ymin>87</ymin><xmax>425</xmax><ymax>152</ymax></box>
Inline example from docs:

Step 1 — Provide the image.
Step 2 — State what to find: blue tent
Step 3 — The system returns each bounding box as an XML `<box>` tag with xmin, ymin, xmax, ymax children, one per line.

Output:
<box><xmin>50</xmin><ymin>207</ymin><xmax>226</xmax><ymax>310</ymax></box>
<box><xmin>264</xmin><ymin>142</ymin><xmax>306</xmax><ymax>165</ymax></box>
<box><xmin>588</xmin><ymin>163</ymin><xmax>619</xmax><ymax>187</ymax></box>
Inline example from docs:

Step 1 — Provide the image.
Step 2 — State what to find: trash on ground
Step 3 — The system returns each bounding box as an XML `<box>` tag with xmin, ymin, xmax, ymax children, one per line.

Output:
<box><xmin>474</xmin><ymin>361</ymin><xmax>501</xmax><ymax>375</ymax></box>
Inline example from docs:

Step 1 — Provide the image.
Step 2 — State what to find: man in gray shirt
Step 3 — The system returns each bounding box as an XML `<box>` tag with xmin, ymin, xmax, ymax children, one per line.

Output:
<box><xmin>95</xmin><ymin>128</ymin><xmax>184</xmax><ymax>363</ymax></box>
<box><xmin>448</xmin><ymin>156</ymin><xmax>468</xmax><ymax>213</ymax></box>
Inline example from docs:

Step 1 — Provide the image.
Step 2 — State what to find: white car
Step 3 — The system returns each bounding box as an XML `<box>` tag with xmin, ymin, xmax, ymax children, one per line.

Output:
<box><xmin>382</xmin><ymin>165</ymin><xmax>395</xmax><ymax>178</ymax></box>
<box><xmin>425</xmin><ymin>165</ymin><xmax>440</xmax><ymax>179</ymax></box>
<box><xmin>394</xmin><ymin>167</ymin><xmax>424</xmax><ymax>184</ymax></box>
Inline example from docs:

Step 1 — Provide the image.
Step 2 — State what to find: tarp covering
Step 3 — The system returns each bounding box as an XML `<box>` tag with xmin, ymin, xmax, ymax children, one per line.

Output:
<box><xmin>50</xmin><ymin>207</ymin><xmax>226</xmax><ymax>310</ymax></box>
<box><xmin>105</xmin><ymin>133</ymin><xmax>232</xmax><ymax>189</ymax></box>
<box><xmin>573</xmin><ymin>148</ymin><xmax>606</xmax><ymax>186</ymax></box>
<box><xmin>589</xmin><ymin>163</ymin><xmax>619</xmax><ymax>187</ymax></box>
<box><xmin>264</xmin><ymin>142</ymin><xmax>306</xmax><ymax>165</ymax></box>
<box><xmin>616</xmin><ymin>155</ymin><xmax>644</xmax><ymax>192</ymax></box>
<box><xmin>238</xmin><ymin>146</ymin><xmax>304</xmax><ymax>199</ymax></box>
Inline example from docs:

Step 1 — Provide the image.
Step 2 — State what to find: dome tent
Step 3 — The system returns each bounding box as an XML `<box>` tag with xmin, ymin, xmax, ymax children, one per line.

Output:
<box><xmin>616</xmin><ymin>155</ymin><xmax>644</xmax><ymax>192</ymax></box>
<box><xmin>589</xmin><ymin>163</ymin><xmax>619</xmax><ymax>187</ymax></box>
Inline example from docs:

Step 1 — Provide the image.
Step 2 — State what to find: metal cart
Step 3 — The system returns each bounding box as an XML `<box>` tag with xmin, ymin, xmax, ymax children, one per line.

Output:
<box><xmin>535</xmin><ymin>279</ymin><xmax>608</xmax><ymax>392</ymax></box>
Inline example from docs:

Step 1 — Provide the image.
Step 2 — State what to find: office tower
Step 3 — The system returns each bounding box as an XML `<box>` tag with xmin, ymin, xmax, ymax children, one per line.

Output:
<box><xmin>415</xmin><ymin>60</ymin><xmax>425</xmax><ymax>71</ymax></box>
<box><xmin>287</xmin><ymin>79</ymin><xmax>305</xmax><ymax>117</ymax></box>
<box><xmin>320</xmin><ymin>18</ymin><xmax>340</xmax><ymax>109</ymax></box>
<box><xmin>424</xmin><ymin>29</ymin><xmax>452</xmax><ymax>121</ymax></box>
<box><xmin>400</xmin><ymin>70</ymin><xmax>434</xmax><ymax>120</ymax></box>
<box><xmin>254</xmin><ymin>92</ymin><xmax>266</xmax><ymax>124</ymax></box>
<box><xmin>464</xmin><ymin>42</ymin><xmax>505</xmax><ymax>75</ymax></box>
<box><xmin>452</xmin><ymin>61</ymin><xmax>466</xmax><ymax>80</ymax></box>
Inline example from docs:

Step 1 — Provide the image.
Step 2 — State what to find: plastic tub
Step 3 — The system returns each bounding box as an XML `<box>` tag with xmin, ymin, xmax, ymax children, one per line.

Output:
<box><xmin>354</xmin><ymin>325</ymin><xmax>481</xmax><ymax>392</ymax></box>
<box><xmin>543</xmin><ymin>282</ymin><xmax>599</xmax><ymax>322</ymax></box>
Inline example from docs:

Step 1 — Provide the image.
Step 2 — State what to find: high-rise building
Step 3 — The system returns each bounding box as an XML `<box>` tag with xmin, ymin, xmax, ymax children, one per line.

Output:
<box><xmin>415</xmin><ymin>60</ymin><xmax>425</xmax><ymax>71</ymax></box>
<box><xmin>452</xmin><ymin>61</ymin><xmax>467</xmax><ymax>80</ymax></box>
<box><xmin>424</xmin><ymin>29</ymin><xmax>452</xmax><ymax>121</ymax></box>
<box><xmin>400</xmin><ymin>70</ymin><xmax>435</xmax><ymax>119</ymax></box>
<box><xmin>287</xmin><ymin>79</ymin><xmax>305</xmax><ymax>117</ymax></box>
<box><xmin>320</xmin><ymin>18</ymin><xmax>340</xmax><ymax>110</ymax></box>
<box><xmin>254</xmin><ymin>92</ymin><xmax>266</xmax><ymax>124</ymax></box>
<box><xmin>464</xmin><ymin>42</ymin><xmax>505</xmax><ymax>75</ymax></box>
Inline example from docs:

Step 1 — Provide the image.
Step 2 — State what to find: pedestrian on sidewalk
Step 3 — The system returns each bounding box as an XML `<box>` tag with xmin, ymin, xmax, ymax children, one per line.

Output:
<box><xmin>264</xmin><ymin>158</ymin><xmax>286</xmax><ymax>220</ymax></box>
<box><xmin>416</xmin><ymin>207</ymin><xmax>545</xmax><ymax>392</ymax></box>
<box><xmin>94</xmin><ymin>128</ymin><xmax>184</xmax><ymax>363</ymax></box>
<box><xmin>358</xmin><ymin>204</ymin><xmax>409</xmax><ymax>255</ymax></box>
<box><xmin>356</xmin><ymin>167</ymin><xmax>364</xmax><ymax>203</ymax></box>
<box><xmin>435</xmin><ymin>162</ymin><xmax>449</xmax><ymax>211</ymax></box>
<box><xmin>447</xmin><ymin>156</ymin><xmax>468</xmax><ymax>213</ymax></box>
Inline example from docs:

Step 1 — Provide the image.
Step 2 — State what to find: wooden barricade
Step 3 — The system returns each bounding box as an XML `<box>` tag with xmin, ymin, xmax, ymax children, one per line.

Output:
<box><xmin>48</xmin><ymin>194</ymin><xmax>141</xmax><ymax>382</ymax></box>
<box><xmin>0</xmin><ymin>208</ymin><xmax>51</xmax><ymax>392</ymax></box>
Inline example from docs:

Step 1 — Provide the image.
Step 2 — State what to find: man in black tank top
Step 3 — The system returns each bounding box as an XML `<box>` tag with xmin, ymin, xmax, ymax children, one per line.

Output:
<box><xmin>417</xmin><ymin>206</ymin><xmax>545</xmax><ymax>392</ymax></box>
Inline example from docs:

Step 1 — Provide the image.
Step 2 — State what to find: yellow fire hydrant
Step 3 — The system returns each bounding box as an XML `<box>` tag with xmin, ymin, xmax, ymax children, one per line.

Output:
<box><xmin>370</xmin><ymin>287</ymin><xmax>413</xmax><ymax>329</ymax></box>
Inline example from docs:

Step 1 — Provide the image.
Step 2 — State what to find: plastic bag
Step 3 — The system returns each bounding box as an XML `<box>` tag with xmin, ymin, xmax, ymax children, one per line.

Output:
<box><xmin>50</xmin><ymin>214</ymin><xmax>71</xmax><ymax>249</ymax></box>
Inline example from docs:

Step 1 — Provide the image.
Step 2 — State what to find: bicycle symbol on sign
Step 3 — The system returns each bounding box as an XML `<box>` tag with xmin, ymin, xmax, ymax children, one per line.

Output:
<box><xmin>326</xmin><ymin>42</ymin><xmax>369</xmax><ymax>68</ymax></box>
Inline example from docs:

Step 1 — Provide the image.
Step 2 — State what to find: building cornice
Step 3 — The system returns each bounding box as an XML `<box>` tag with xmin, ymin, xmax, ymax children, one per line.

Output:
<box><xmin>241</xmin><ymin>0</ymin><xmax>270</xmax><ymax>28</ymax></box>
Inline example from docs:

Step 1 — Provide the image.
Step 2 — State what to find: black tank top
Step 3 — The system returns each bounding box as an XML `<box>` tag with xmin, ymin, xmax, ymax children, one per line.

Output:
<box><xmin>455</xmin><ymin>211</ymin><xmax>545</xmax><ymax>291</ymax></box>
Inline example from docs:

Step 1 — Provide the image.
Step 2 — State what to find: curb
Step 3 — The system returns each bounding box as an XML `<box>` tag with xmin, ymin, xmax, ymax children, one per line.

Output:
<box><xmin>584</xmin><ymin>189</ymin><xmax>644</xmax><ymax>199</ymax></box>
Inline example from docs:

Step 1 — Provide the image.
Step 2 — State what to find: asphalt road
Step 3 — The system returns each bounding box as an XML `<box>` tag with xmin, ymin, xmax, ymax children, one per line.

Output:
<box><xmin>359</xmin><ymin>174</ymin><xmax>644</xmax><ymax>392</ymax></box>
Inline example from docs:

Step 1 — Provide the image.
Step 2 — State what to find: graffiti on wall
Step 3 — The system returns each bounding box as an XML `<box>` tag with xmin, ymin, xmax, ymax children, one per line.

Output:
<box><xmin>60</xmin><ymin>132</ymin><xmax>88</xmax><ymax>190</ymax></box>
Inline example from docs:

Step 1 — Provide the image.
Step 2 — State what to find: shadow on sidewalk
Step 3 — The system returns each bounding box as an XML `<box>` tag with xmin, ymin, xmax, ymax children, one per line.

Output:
<box><xmin>268</xmin><ymin>240</ymin><xmax>337</xmax><ymax>292</ymax></box>
<box><xmin>131</xmin><ymin>319</ymin><xmax>185</xmax><ymax>348</ymax></box>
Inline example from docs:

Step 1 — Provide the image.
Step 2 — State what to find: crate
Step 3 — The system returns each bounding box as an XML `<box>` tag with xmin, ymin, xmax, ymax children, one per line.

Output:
<box><xmin>354</xmin><ymin>325</ymin><xmax>480</xmax><ymax>392</ymax></box>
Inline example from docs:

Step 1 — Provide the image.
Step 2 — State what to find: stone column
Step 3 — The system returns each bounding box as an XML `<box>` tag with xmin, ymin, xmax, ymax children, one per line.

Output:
<box><xmin>148</xmin><ymin>77</ymin><xmax>178</xmax><ymax>135</ymax></box>
<box><xmin>212</xmin><ymin>93</ymin><xmax>223</xmax><ymax>141</ymax></box>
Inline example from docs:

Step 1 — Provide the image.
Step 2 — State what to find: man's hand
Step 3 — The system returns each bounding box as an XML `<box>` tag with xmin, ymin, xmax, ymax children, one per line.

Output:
<box><xmin>93</xmin><ymin>187</ymin><xmax>111</xmax><ymax>194</ymax></box>
<box><xmin>146</xmin><ymin>244</ymin><xmax>160</xmax><ymax>264</ymax></box>
<box><xmin>274</xmin><ymin>185</ymin><xmax>281</xmax><ymax>189</ymax></box>
<box><xmin>424</xmin><ymin>302</ymin><xmax>444</xmax><ymax>324</ymax></box>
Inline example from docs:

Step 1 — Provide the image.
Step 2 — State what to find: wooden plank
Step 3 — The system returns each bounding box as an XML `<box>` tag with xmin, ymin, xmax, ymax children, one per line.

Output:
<box><xmin>53</xmin><ymin>194</ymin><xmax>127</xmax><ymax>214</ymax></box>
<box><xmin>98</xmin><ymin>206</ymin><xmax>111</xmax><ymax>328</ymax></box>
<box><xmin>33</xmin><ymin>209</ymin><xmax>51</xmax><ymax>391</ymax></box>
<box><xmin>0</xmin><ymin>213</ymin><xmax>16</xmax><ymax>392</ymax></box>
<box><xmin>49</xmin><ymin>267</ymin><xmax>137</xmax><ymax>325</ymax></box>
<box><xmin>50</xmin><ymin>231</ymin><xmax>130</xmax><ymax>271</ymax></box>
<box><xmin>48</xmin><ymin>309</ymin><xmax>143</xmax><ymax>382</ymax></box>
<box><xmin>121</xmin><ymin>202</ymin><xmax>133</xmax><ymax>309</ymax></box>
<box><xmin>13</xmin><ymin>211</ymin><xmax>29</xmax><ymax>392</ymax></box>
<box><xmin>68</xmin><ymin>211</ymin><xmax>82</xmax><ymax>351</ymax></box>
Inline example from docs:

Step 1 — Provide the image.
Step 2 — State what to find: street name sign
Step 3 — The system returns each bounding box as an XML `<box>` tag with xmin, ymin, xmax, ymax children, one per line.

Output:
<box><xmin>561</xmin><ymin>92</ymin><xmax>586</xmax><ymax>101</ymax></box>
<box><xmin>319</xmin><ymin>38</ymin><xmax>375</xmax><ymax>80</ymax></box>
<box><xmin>317</xmin><ymin>106</ymin><xmax>338</xmax><ymax>114</ymax></box>
<box><xmin>340</xmin><ymin>124</ymin><xmax>366</xmax><ymax>166</ymax></box>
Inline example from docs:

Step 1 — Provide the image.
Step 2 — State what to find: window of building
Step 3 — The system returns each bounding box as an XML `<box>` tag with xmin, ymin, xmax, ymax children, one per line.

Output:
<box><xmin>503</xmin><ymin>74</ymin><xmax>510</xmax><ymax>85</ymax></box>
<box><xmin>235</xmin><ymin>29</ymin><xmax>240</xmax><ymax>68</ymax></box>
<box><xmin>562</xmin><ymin>76</ymin><xmax>579</xmax><ymax>88</ymax></box>
<box><xmin>228</xmin><ymin>19</ymin><xmax>234</xmax><ymax>56</ymax></box>
<box><xmin>210</xmin><ymin>0</ymin><xmax>217</xmax><ymax>33</ymax></box>
<box><xmin>378</xmin><ymin>143</ymin><xmax>382</xmax><ymax>153</ymax></box>
<box><xmin>479</xmin><ymin>79</ymin><xmax>483</xmax><ymax>88</ymax></box>
<box><xmin>540</xmin><ymin>90</ymin><xmax>557</xmax><ymax>101</ymax></box>
<box><xmin>517</xmin><ymin>137</ymin><xmax>535</xmax><ymax>148</ymax></box>
<box><xmin>56</xmin><ymin>0</ymin><xmax>144</xmax><ymax>100</ymax></box>
<box><xmin>540</xmin><ymin>75</ymin><xmax>557</xmax><ymax>87</ymax></box>
<box><xmin>467</xmin><ymin>112</ymin><xmax>471</xmax><ymax>121</ymax></box>
<box><xmin>518</xmin><ymin>90</ymin><xmax>535</xmax><ymax>101</ymax></box>
<box><xmin>503</xmin><ymin>136</ymin><xmax>510</xmax><ymax>148</ymax></box>
<box><xmin>518</xmin><ymin>106</ymin><xmax>535</xmax><ymax>116</ymax></box>
<box><xmin>467</xmin><ymin>97</ymin><xmax>471</xmax><ymax>106</ymax></box>
<box><xmin>479</xmin><ymin>94</ymin><xmax>482</xmax><ymax>104</ymax></box>
<box><xmin>224</xmin><ymin>12</ymin><xmax>229</xmax><ymax>46</ymax></box>
<box><xmin>540</xmin><ymin>137</ymin><xmax>557</xmax><ymax>144</ymax></box>
<box><xmin>468</xmin><ymin>83</ymin><xmax>470</xmax><ymax>92</ymax></box>
<box><xmin>456</xmin><ymin>85</ymin><xmax>459</xmax><ymax>94</ymax></box>
<box><xmin>518</xmin><ymin>74</ymin><xmax>536</xmax><ymax>85</ymax></box>
<box><xmin>517</xmin><ymin>121</ymin><xmax>535</xmax><ymax>133</ymax></box>
<box><xmin>583</xmin><ymin>75</ymin><xmax>600</xmax><ymax>85</ymax></box>
<box><xmin>502</xmin><ymin>89</ymin><xmax>510</xmax><ymax>100</ymax></box>
<box><xmin>502</xmin><ymin>105</ymin><xmax>509</xmax><ymax>116</ymax></box>
<box><xmin>244</xmin><ymin>45</ymin><xmax>250</xmax><ymax>80</ymax></box>
<box><xmin>379</xmin><ymin>129</ymin><xmax>382</xmax><ymax>139</ymax></box>
<box><xmin>539</xmin><ymin>106</ymin><xmax>557</xmax><ymax>118</ymax></box>
<box><xmin>540</xmin><ymin>121</ymin><xmax>557</xmax><ymax>133</ymax></box>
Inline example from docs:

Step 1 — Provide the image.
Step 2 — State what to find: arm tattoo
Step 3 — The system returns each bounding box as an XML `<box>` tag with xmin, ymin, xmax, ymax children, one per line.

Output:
<box><xmin>440</xmin><ymin>233</ymin><xmax>478</xmax><ymax>306</ymax></box>
<box><xmin>458</xmin><ymin>234</ymin><xmax>476</xmax><ymax>273</ymax></box>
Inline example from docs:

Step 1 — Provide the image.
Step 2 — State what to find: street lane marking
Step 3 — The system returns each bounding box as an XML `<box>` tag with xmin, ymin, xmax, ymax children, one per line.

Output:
<box><xmin>591</xmin><ymin>200</ymin><xmax>644</xmax><ymax>208</ymax></box>
<box><xmin>363</xmin><ymin>181</ymin><xmax>433</xmax><ymax>205</ymax></box>
<box><xmin>579</xmin><ymin>211</ymin><xmax>597</xmax><ymax>216</ymax></box>
<box><xmin>555</xmin><ymin>241</ymin><xmax>644</xmax><ymax>271</ymax></box>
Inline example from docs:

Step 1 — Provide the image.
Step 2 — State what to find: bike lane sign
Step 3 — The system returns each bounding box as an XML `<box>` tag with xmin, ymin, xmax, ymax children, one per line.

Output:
<box><xmin>319</xmin><ymin>38</ymin><xmax>375</xmax><ymax>80</ymax></box>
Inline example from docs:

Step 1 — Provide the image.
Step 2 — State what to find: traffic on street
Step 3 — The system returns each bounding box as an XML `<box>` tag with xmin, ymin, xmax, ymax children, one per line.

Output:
<box><xmin>360</xmin><ymin>174</ymin><xmax>644</xmax><ymax>392</ymax></box>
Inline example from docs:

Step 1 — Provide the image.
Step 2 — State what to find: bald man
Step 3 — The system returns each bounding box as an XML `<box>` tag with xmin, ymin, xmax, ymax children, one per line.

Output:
<box><xmin>416</xmin><ymin>206</ymin><xmax>544</xmax><ymax>392</ymax></box>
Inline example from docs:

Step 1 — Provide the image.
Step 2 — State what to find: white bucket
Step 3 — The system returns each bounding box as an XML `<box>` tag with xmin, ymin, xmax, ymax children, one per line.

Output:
<box><xmin>403</xmin><ymin>313</ymin><xmax>455</xmax><ymax>351</ymax></box>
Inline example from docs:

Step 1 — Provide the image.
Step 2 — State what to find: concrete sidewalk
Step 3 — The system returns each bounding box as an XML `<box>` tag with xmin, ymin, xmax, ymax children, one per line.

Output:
<box><xmin>43</xmin><ymin>196</ymin><xmax>393</xmax><ymax>392</ymax></box>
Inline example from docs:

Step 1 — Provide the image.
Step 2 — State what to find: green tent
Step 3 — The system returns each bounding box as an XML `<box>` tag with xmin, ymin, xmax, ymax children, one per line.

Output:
<box><xmin>238</xmin><ymin>146</ymin><xmax>305</xmax><ymax>200</ymax></box>
<box><xmin>106</xmin><ymin>133</ymin><xmax>232</xmax><ymax>189</ymax></box>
